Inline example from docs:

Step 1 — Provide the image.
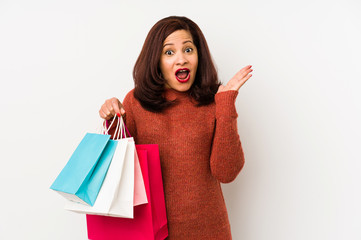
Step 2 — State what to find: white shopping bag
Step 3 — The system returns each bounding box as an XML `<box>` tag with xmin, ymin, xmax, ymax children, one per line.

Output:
<box><xmin>65</xmin><ymin>117</ymin><xmax>147</xmax><ymax>218</ymax></box>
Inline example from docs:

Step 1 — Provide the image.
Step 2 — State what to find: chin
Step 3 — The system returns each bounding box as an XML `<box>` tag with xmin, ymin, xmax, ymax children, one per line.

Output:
<box><xmin>166</xmin><ymin>79</ymin><xmax>194</xmax><ymax>92</ymax></box>
<box><xmin>175</xmin><ymin>82</ymin><xmax>193</xmax><ymax>92</ymax></box>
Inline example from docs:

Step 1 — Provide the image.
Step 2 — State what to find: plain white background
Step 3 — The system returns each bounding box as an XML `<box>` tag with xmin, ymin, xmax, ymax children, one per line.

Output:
<box><xmin>1</xmin><ymin>0</ymin><xmax>360</xmax><ymax>239</ymax></box>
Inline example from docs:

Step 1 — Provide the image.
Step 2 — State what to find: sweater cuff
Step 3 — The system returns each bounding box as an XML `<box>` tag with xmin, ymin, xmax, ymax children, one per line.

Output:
<box><xmin>215</xmin><ymin>90</ymin><xmax>238</xmax><ymax>118</ymax></box>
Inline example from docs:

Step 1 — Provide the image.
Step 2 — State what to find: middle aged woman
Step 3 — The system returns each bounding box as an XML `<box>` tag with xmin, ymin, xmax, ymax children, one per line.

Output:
<box><xmin>96</xmin><ymin>16</ymin><xmax>253</xmax><ymax>239</ymax></box>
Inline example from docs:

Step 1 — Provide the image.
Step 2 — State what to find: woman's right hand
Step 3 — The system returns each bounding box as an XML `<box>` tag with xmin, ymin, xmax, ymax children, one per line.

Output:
<box><xmin>99</xmin><ymin>97</ymin><xmax>125</xmax><ymax>120</ymax></box>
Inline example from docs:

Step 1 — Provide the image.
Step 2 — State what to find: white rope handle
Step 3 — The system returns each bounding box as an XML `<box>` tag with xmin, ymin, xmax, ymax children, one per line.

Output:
<box><xmin>100</xmin><ymin>115</ymin><xmax>128</xmax><ymax>139</ymax></box>
<box><xmin>120</xmin><ymin>117</ymin><xmax>128</xmax><ymax>138</ymax></box>
<box><xmin>115</xmin><ymin>116</ymin><xmax>126</xmax><ymax>140</ymax></box>
<box><xmin>114</xmin><ymin>117</ymin><xmax>121</xmax><ymax>139</ymax></box>
<box><xmin>115</xmin><ymin>116</ymin><xmax>126</xmax><ymax>139</ymax></box>
<box><xmin>101</xmin><ymin>116</ymin><xmax>117</xmax><ymax>135</ymax></box>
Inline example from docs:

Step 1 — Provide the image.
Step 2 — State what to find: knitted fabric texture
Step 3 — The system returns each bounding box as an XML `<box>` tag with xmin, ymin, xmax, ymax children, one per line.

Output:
<box><xmin>109</xmin><ymin>88</ymin><xmax>245</xmax><ymax>239</ymax></box>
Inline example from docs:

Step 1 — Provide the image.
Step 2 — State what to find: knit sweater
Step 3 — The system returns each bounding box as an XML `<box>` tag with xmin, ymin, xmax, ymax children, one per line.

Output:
<box><xmin>111</xmin><ymin>88</ymin><xmax>245</xmax><ymax>239</ymax></box>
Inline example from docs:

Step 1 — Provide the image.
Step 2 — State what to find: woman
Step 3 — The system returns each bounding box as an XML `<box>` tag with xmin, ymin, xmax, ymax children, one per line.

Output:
<box><xmin>98</xmin><ymin>16</ymin><xmax>252</xmax><ymax>239</ymax></box>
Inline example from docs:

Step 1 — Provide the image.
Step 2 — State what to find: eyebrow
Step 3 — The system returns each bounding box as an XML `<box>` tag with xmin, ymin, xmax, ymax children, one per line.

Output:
<box><xmin>163</xmin><ymin>40</ymin><xmax>194</xmax><ymax>48</ymax></box>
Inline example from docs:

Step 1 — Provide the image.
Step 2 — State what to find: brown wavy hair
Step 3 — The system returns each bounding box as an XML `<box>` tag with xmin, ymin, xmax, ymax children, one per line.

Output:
<box><xmin>133</xmin><ymin>16</ymin><xmax>221</xmax><ymax>112</ymax></box>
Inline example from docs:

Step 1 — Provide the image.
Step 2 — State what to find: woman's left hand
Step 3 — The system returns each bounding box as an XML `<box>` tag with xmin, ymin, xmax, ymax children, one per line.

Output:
<box><xmin>217</xmin><ymin>65</ymin><xmax>253</xmax><ymax>93</ymax></box>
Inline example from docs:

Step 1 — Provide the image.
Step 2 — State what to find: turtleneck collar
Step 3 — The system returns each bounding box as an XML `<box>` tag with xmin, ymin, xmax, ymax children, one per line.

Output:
<box><xmin>163</xmin><ymin>87</ymin><xmax>191</xmax><ymax>101</ymax></box>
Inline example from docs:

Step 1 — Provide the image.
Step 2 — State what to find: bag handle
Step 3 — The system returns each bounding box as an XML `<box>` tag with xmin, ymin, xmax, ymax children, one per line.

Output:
<box><xmin>118</xmin><ymin>117</ymin><xmax>132</xmax><ymax>139</ymax></box>
<box><xmin>101</xmin><ymin>116</ymin><xmax>131</xmax><ymax>139</ymax></box>
<box><xmin>123</xmin><ymin>122</ymin><xmax>131</xmax><ymax>137</ymax></box>
<box><xmin>101</xmin><ymin>116</ymin><xmax>117</xmax><ymax>135</ymax></box>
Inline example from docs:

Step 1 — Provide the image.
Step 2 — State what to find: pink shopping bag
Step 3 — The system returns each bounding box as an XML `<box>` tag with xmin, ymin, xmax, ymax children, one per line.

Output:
<box><xmin>86</xmin><ymin>144</ymin><xmax>168</xmax><ymax>240</ymax></box>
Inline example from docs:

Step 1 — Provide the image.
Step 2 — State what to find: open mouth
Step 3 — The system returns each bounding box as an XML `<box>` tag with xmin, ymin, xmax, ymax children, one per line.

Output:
<box><xmin>175</xmin><ymin>68</ymin><xmax>190</xmax><ymax>83</ymax></box>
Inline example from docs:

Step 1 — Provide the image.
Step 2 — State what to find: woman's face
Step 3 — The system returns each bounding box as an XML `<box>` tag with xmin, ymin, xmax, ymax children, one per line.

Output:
<box><xmin>159</xmin><ymin>30</ymin><xmax>198</xmax><ymax>92</ymax></box>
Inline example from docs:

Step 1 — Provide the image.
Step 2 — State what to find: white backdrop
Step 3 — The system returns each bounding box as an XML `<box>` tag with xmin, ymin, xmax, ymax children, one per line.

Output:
<box><xmin>1</xmin><ymin>0</ymin><xmax>360</xmax><ymax>239</ymax></box>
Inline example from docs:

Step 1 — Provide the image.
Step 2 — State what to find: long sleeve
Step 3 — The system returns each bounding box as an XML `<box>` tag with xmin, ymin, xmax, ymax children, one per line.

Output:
<box><xmin>210</xmin><ymin>90</ymin><xmax>245</xmax><ymax>183</ymax></box>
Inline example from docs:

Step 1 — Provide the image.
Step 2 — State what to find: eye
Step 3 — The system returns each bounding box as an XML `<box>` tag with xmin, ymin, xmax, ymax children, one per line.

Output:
<box><xmin>185</xmin><ymin>47</ymin><xmax>193</xmax><ymax>53</ymax></box>
<box><xmin>165</xmin><ymin>50</ymin><xmax>174</xmax><ymax>56</ymax></box>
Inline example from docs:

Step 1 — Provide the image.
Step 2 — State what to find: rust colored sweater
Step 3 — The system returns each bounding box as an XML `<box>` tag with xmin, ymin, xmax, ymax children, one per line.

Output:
<box><xmin>112</xmin><ymin>88</ymin><xmax>245</xmax><ymax>239</ymax></box>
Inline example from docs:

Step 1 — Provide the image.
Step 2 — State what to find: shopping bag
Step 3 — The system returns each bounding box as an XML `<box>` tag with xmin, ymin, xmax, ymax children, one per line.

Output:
<box><xmin>133</xmin><ymin>147</ymin><xmax>148</xmax><ymax>206</ymax></box>
<box><xmin>86</xmin><ymin>144</ymin><xmax>168</xmax><ymax>240</ymax></box>
<box><xmin>50</xmin><ymin>133</ymin><xmax>117</xmax><ymax>206</ymax></box>
<box><xmin>65</xmin><ymin>137</ymin><xmax>148</xmax><ymax>218</ymax></box>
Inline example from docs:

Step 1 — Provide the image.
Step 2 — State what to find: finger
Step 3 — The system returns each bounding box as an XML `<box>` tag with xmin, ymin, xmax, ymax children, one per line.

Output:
<box><xmin>242</xmin><ymin>66</ymin><xmax>253</xmax><ymax>73</ymax></box>
<box><xmin>102</xmin><ymin>100</ymin><xmax>115</xmax><ymax>119</ymax></box>
<box><xmin>238</xmin><ymin>68</ymin><xmax>253</xmax><ymax>79</ymax></box>
<box><xmin>119</xmin><ymin>104</ymin><xmax>126</xmax><ymax>116</ymax></box>
<box><xmin>99</xmin><ymin>109</ymin><xmax>112</xmax><ymax>120</ymax></box>
<box><xmin>237</xmin><ymin>72</ymin><xmax>253</xmax><ymax>88</ymax></box>
<box><xmin>105</xmin><ymin>100</ymin><xmax>116</xmax><ymax>117</ymax></box>
<box><xmin>246</xmin><ymin>65</ymin><xmax>252</xmax><ymax>69</ymax></box>
<box><xmin>241</xmin><ymin>74</ymin><xmax>253</xmax><ymax>85</ymax></box>
<box><xmin>240</xmin><ymin>65</ymin><xmax>252</xmax><ymax>72</ymax></box>
<box><xmin>99</xmin><ymin>109</ymin><xmax>105</xmax><ymax>119</ymax></box>
<box><xmin>244</xmin><ymin>68</ymin><xmax>253</xmax><ymax>77</ymax></box>
<box><xmin>111</xmin><ymin>98</ymin><xmax>124</xmax><ymax>117</ymax></box>
<box><xmin>235</xmin><ymin>69</ymin><xmax>250</xmax><ymax>81</ymax></box>
<box><xmin>102</xmin><ymin>107</ymin><xmax>112</xmax><ymax>119</ymax></box>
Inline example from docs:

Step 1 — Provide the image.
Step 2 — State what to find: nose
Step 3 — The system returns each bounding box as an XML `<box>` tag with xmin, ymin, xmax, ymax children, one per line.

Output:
<box><xmin>175</xmin><ymin>52</ymin><xmax>188</xmax><ymax>66</ymax></box>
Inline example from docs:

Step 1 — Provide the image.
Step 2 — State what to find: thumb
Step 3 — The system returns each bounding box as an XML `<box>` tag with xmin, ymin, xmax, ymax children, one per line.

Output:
<box><xmin>217</xmin><ymin>85</ymin><xmax>225</xmax><ymax>93</ymax></box>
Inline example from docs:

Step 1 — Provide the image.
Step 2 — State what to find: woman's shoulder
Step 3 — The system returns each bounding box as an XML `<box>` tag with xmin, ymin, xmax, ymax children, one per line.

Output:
<box><xmin>122</xmin><ymin>88</ymin><xmax>136</xmax><ymax>109</ymax></box>
<box><xmin>123</xmin><ymin>88</ymin><xmax>136</xmax><ymax>103</ymax></box>
<box><xmin>124</xmin><ymin>88</ymin><xmax>135</xmax><ymax>99</ymax></box>
<box><xmin>123</xmin><ymin>88</ymin><xmax>145</xmax><ymax>111</ymax></box>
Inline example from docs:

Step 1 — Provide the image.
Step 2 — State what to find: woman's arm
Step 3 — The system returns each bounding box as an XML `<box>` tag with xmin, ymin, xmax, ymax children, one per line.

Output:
<box><xmin>209</xmin><ymin>90</ymin><xmax>245</xmax><ymax>183</ymax></box>
<box><xmin>210</xmin><ymin>65</ymin><xmax>253</xmax><ymax>183</ymax></box>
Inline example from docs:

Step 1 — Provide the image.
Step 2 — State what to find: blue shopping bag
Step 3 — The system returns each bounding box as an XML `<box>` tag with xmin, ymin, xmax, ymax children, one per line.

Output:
<box><xmin>50</xmin><ymin>133</ymin><xmax>118</xmax><ymax>206</ymax></box>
